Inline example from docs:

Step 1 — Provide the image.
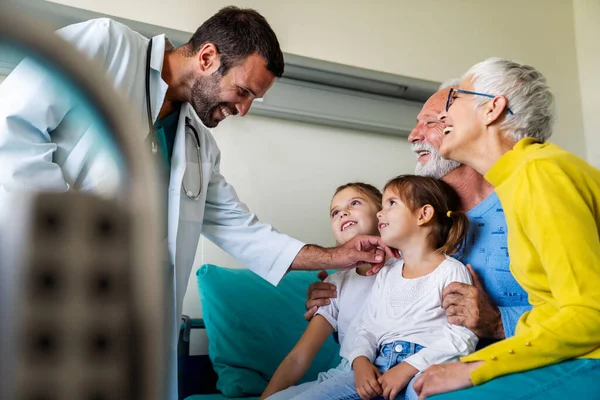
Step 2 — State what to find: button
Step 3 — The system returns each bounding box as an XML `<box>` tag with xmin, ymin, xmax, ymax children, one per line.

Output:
<box><xmin>525</xmin><ymin>342</ymin><xmax>531</xmax><ymax>347</ymax></box>
<box><xmin>394</xmin><ymin>344</ymin><xmax>403</xmax><ymax>353</ymax></box>
<box><xmin>509</xmin><ymin>349</ymin><xmax>515</xmax><ymax>354</ymax></box>
<box><xmin>491</xmin><ymin>356</ymin><xmax>498</xmax><ymax>360</ymax></box>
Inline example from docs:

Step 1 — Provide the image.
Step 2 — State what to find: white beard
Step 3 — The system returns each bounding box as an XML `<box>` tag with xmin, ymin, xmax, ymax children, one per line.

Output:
<box><xmin>412</xmin><ymin>142</ymin><xmax>461</xmax><ymax>179</ymax></box>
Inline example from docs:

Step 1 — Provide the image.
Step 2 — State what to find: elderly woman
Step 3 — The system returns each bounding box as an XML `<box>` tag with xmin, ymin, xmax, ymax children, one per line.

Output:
<box><xmin>413</xmin><ymin>57</ymin><xmax>600</xmax><ymax>399</ymax></box>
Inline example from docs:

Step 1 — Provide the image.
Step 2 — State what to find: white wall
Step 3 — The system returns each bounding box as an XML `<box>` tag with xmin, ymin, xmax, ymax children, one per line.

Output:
<box><xmin>573</xmin><ymin>0</ymin><xmax>600</xmax><ymax>169</ymax></box>
<box><xmin>49</xmin><ymin>0</ymin><xmax>586</xmax><ymax>157</ymax></box>
<box><xmin>42</xmin><ymin>0</ymin><xmax>590</xmax><ymax>334</ymax></box>
<box><xmin>182</xmin><ymin>115</ymin><xmax>415</xmax><ymax>322</ymax></box>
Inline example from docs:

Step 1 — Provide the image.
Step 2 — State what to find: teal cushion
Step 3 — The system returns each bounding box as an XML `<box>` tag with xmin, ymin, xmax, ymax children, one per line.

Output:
<box><xmin>197</xmin><ymin>264</ymin><xmax>341</xmax><ymax>397</ymax></box>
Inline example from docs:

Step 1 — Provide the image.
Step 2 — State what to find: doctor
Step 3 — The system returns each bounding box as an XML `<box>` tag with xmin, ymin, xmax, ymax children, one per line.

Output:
<box><xmin>0</xmin><ymin>6</ymin><xmax>389</xmax><ymax>399</ymax></box>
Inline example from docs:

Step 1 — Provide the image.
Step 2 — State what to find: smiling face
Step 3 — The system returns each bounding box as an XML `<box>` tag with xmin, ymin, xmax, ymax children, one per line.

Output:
<box><xmin>330</xmin><ymin>187</ymin><xmax>380</xmax><ymax>245</ymax></box>
<box><xmin>439</xmin><ymin>78</ymin><xmax>490</xmax><ymax>164</ymax></box>
<box><xmin>377</xmin><ymin>188</ymin><xmax>420</xmax><ymax>249</ymax></box>
<box><xmin>408</xmin><ymin>88</ymin><xmax>461</xmax><ymax>179</ymax></box>
<box><xmin>190</xmin><ymin>52</ymin><xmax>275</xmax><ymax>128</ymax></box>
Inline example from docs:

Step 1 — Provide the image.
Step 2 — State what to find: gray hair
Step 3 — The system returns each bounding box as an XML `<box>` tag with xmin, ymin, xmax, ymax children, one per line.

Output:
<box><xmin>438</xmin><ymin>78</ymin><xmax>461</xmax><ymax>91</ymax></box>
<box><xmin>463</xmin><ymin>57</ymin><xmax>555</xmax><ymax>142</ymax></box>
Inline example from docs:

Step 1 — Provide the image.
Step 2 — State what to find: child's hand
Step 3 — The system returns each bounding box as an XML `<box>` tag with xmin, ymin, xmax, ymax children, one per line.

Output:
<box><xmin>352</xmin><ymin>356</ymin><xmax>383</xmax><ymax>399</ymax></box>
<box><xmin>378</xmin><ymin>362</ymin><xmax>418</xmax><ymax>400</ymax></box>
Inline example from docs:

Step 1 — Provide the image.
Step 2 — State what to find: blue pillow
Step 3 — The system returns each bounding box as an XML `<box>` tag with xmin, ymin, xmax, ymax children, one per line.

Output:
<box><xmin>197</xmin><ymin>264</ymin><xmax>341</xmax><ymax>397</ymax></box>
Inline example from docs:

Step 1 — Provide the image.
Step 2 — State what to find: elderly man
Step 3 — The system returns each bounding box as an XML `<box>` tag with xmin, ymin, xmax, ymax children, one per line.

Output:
<box><xmin>306</xmin><ymin>83</ymin><xmax>530</xmax><ymax>343</ymax></box>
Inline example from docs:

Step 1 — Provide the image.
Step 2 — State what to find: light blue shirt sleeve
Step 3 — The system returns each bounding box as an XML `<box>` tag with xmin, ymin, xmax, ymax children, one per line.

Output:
<box><xmin>499</xmin><ymin>305</ymin><xmax>531</xmax><ymax>338</ymax></box>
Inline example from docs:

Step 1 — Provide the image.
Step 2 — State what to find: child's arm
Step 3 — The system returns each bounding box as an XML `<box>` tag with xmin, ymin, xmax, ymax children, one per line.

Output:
<box><xmin>403</xmin><ymin>263</ymin><xmax>478</xmax><ymax>372</ymax></box>
<box><xmin>378</xmin><ymin>361</ymin><xmax>419</xmax><ymax>400</ymax></box>
<box><xmin>352</xmin><ymin>356</ymin><xmax>383</xmax><ymax>399</ymax></box>
<box><xmin>260</xmin><ymin>315</ymin><xmax>334</xmax><ymax>399</ymax></box>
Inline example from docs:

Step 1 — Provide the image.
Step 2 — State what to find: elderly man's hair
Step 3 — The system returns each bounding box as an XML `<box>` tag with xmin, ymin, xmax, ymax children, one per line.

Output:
<box><xmin>463</xmin><ymin>57</ymin><xmax>555</xmax><ymax>142</ymax></box>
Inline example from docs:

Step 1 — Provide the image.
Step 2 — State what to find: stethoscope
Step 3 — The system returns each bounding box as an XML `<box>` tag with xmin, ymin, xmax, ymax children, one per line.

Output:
<box><xmin>145</xmin><ymin>38</ymin><xmax>202</xmax><ymax>200</ymax></box>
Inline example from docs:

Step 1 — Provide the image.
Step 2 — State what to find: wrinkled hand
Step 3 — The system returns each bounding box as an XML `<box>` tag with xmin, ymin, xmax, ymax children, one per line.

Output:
<box><xmin>304</xmin><ymin>270</ymin><xmax>335</xmax><ymax>320</ymax></box>
<box><xmin>413</xmin><ymin>361</ymin><xmax>481</xmax><ymax>400</ymax></box>
<box><xmin>331</xmin><ymin>235</ymin><xmax>396</xmax><ymax>272</ymax></box>
<box><xmin>378</xmin><ymin>362</ymin><xmax>418</xmax><ymax>400</ymax></box>
<box><xmin>353</xmin><ymin>357</ymin><xmax>383</xmax><ymax>399</ymax></box>
<box><xmin>442</xmin><ymin>264</ymin><xmax>505</xmax><ymax>339</ymax></box>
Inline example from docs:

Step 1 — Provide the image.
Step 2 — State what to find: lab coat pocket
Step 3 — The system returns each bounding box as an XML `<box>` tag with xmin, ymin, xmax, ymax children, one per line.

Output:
<box><xmin>179</xmin><ymin>161</ymin><xmax>211</xmax><ymax>222</ymax></box>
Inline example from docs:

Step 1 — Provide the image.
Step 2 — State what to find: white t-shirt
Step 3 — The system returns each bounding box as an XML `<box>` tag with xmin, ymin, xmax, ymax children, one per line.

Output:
<box><xmin>315</xmin><ymin>268</ymin><xmax>376</xmax><ymax>359</ymax></box>
<box><xmin>347</xmin><ymin>257</ymin><xmax>479</xmax><ymax>372</ymax></box>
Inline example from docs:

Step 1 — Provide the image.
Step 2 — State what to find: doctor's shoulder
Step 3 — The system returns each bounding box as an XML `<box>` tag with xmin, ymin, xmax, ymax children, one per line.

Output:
<box><xmin>55</xmin><ymin>18</ymin><xmax>145</xmax><ymax>67</ymax></box>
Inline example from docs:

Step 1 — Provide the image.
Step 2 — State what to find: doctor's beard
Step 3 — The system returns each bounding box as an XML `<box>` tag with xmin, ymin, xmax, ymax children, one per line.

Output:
<box><xmin>412</xmin><ymin>142</ymin><xmax>461</xmax><ymax>179</ymax></box>
<box><xmin>189</xmin><ymin>71</ymin><xmax>228</xmax><ymax>128</ymax></box>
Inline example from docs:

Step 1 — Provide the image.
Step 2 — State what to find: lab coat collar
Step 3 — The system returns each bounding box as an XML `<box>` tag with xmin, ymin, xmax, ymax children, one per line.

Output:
<box><xmin>148</xmin><ymin>34</ymin><xmax>169</xmax><ymax>126</ymax></box>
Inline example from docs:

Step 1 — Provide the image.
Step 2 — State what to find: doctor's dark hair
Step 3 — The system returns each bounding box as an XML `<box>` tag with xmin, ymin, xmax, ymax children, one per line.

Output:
<box><xmin>383</xmin><ymin>175</ymin><xmax>468</xmax><ymax>256</ymax></box>
<box><xmin>334</xmin><ymin>182</ymin><xmax>383</xmax><ymax>211</ymax></box>
<box><xmin>185</xmin><ymin>6</ymin><xmax>284</xmax><ymax>77</ymax></box>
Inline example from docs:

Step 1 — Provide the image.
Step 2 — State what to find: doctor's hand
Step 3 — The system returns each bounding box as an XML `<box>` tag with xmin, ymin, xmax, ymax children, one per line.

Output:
<box><xmin>332</xmin><ymin>235</ymin><xmax>395</xmax><ymax>272</ymax></box>
<box><xmin>304</xmin><ymin>271</ymin><xmax>335</xmax><ymax>321</ymax></box>
<box><xmin>442</xmin><ymin>264</ymin><xmax>505</xmax><ymax>339</ymax></box>
<box><xmin>290</xmin><ymin>237</ymin><xmax>394</xmax><ymax>276</ymax></box>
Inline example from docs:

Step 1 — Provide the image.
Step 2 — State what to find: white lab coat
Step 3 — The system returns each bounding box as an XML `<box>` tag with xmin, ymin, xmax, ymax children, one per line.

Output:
<box><xmin>0</xmin><ymin>18</ymin><xmax>305</xmax><ymax>399</ymax></box>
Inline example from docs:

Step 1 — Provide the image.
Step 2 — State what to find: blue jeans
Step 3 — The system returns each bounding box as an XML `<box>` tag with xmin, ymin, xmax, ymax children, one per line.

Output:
<box><xmin>282</xmin><ymin>340</ymin><xmax>424</xmax><ymax>400</ymax></box>
<box><xmin>266</xmin><ymin>359</ymin><xmax>353</xmax><ymax>400</ymax></box>
<box><xmin>429</xmin><ymin>358</ymin><xmax>600</xmax><ymax>400</ymax></box>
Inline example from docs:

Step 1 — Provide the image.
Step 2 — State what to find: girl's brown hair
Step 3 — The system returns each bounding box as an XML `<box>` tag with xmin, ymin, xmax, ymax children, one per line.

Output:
<box><xmin>334</xmin><ymin>182</ymin><xmax>383</xmax><ymax>211</ymax></box>
<box><xmin>383</xmin><ymin>175</ymin><xmax>468</xmax><ymax>255</ymax></box>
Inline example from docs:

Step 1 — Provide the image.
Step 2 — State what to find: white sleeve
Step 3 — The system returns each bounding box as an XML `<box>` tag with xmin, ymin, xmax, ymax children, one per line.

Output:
<box><xmin>403</xmin><ymin>263</ymin><xmax>479</xmax><ymax>371</ymax></box>
<box><xmin>201</xmin><ymin>147</ymin><xmax>305</xmax><ymax>286</ymax></box>
<box><xmin>0</xmin><ymin>19</ymin><xmax>111</xmax><ymax>193</ymax></box>
<box><xmin>315</xmin><ymin>274</ymin><xmax>343</xmax><ymax>331</ymax></box>
<box><xmin>347</xmin><ymin>266</ymin><xmax>390</xmax><ymax>364</ymax></box>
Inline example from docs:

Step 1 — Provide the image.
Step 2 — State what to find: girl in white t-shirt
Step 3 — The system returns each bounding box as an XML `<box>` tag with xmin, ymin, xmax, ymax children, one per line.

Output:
<box><xmin>275</xmin><ymin>175</ymin><xmax>478</xmax><ymax>400</ymax></box>
<box><xmin>261</xmin><ymin>182</ymin><xmax>383</xmax><ymax>400</ymax></box>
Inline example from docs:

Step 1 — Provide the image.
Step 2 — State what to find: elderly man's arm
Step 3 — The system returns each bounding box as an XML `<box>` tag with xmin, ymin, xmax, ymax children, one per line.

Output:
<box><xmin>442</xmin><ymin>264</ymin><xmax>529</xmax><ymax>339</ymax></box>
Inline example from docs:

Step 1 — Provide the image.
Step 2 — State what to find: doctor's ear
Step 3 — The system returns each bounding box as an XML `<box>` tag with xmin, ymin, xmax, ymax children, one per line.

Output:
<box><xmin>196</xmin><ymin>43</ymin><xmax>221</xmax><ymax>74</ymax></box>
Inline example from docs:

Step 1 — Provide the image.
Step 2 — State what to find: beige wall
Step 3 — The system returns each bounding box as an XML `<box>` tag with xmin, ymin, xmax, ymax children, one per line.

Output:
<box><xmin>573</xmin><ymin>0</ymin><xmax>600</xmax><ymax>168</ymax></box>
<box><xmin>45</xmin><ymin>0</ymin><xmax>589</xmax><ymax>326</ymax></box>
<box><xmin>182</xmin><ymin>115</ymin><xmax>415</xmax><ymax>323</ymax></box>
<box><xmin>50</xmin><ymin>0</ymin><xmax>586</xmax><ymax>156</ymax></box>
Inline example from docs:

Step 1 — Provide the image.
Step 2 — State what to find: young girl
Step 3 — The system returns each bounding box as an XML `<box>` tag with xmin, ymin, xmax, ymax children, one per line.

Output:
<box><xmin>278</xmin><ymin>175</ymin><xmax>478</xmax><ymax>400</ymax></box>
<box><xmin>261</xmin><ymin>182</ymin><xmax>383</xmax><ymax>400</ymax></box>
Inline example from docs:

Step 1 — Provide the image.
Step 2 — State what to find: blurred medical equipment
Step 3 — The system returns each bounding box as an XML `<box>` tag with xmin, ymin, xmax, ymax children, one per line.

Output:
<box><xmin>0</xmin><ymin>8</ymin><xmax>165</xmax><ymax>400</ymax></box>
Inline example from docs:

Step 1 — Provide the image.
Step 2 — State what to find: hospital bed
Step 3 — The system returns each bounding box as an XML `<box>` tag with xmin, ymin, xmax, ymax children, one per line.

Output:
<box><xmin>178</xmin><ymin>264</ymin><xmax>342</xmax><ymax>400</ymax></box>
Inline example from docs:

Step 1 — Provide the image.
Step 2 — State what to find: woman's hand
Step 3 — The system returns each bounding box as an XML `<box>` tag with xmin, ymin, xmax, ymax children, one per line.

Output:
<box><xmin>413</xmin><ymin>361</ymin><xmax>482</xmax><ymax>400</ymax></box>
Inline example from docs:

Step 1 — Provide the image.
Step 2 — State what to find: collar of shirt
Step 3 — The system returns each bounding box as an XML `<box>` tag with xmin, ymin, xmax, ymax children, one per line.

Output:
<box><xmin>147</xmin><ymin>34</ymin><xmax>170</xmax><ymax>134</ymax></box>
<box><xmin>485</xmin><ymin>138</ymin><xmax>544</xmax><ymax>187</ymax></box>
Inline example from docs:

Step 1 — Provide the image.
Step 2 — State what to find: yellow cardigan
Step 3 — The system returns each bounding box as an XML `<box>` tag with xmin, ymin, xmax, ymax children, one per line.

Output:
<box><xmin>461</xmin><ymin>138</ymin><xmax>600</xmax><ymax>385</ymax></box>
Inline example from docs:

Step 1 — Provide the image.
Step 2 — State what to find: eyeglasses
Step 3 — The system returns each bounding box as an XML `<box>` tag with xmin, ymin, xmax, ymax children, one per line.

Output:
<box><xmin>446</xmin><ymin>88</ymin><xmax>514</xmax><ymax>115</ymax></box>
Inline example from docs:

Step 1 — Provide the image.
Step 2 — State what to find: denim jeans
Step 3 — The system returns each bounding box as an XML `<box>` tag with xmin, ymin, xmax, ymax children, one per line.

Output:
<box><xmin>266</xmin><ymin>359</ymin><xmax>352</xmax><ymax>400</ymax></box>
<box><xmin>279</xmin><ymin>340</ymin><xmax>424</xmax><ymax>400</ymax></box>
